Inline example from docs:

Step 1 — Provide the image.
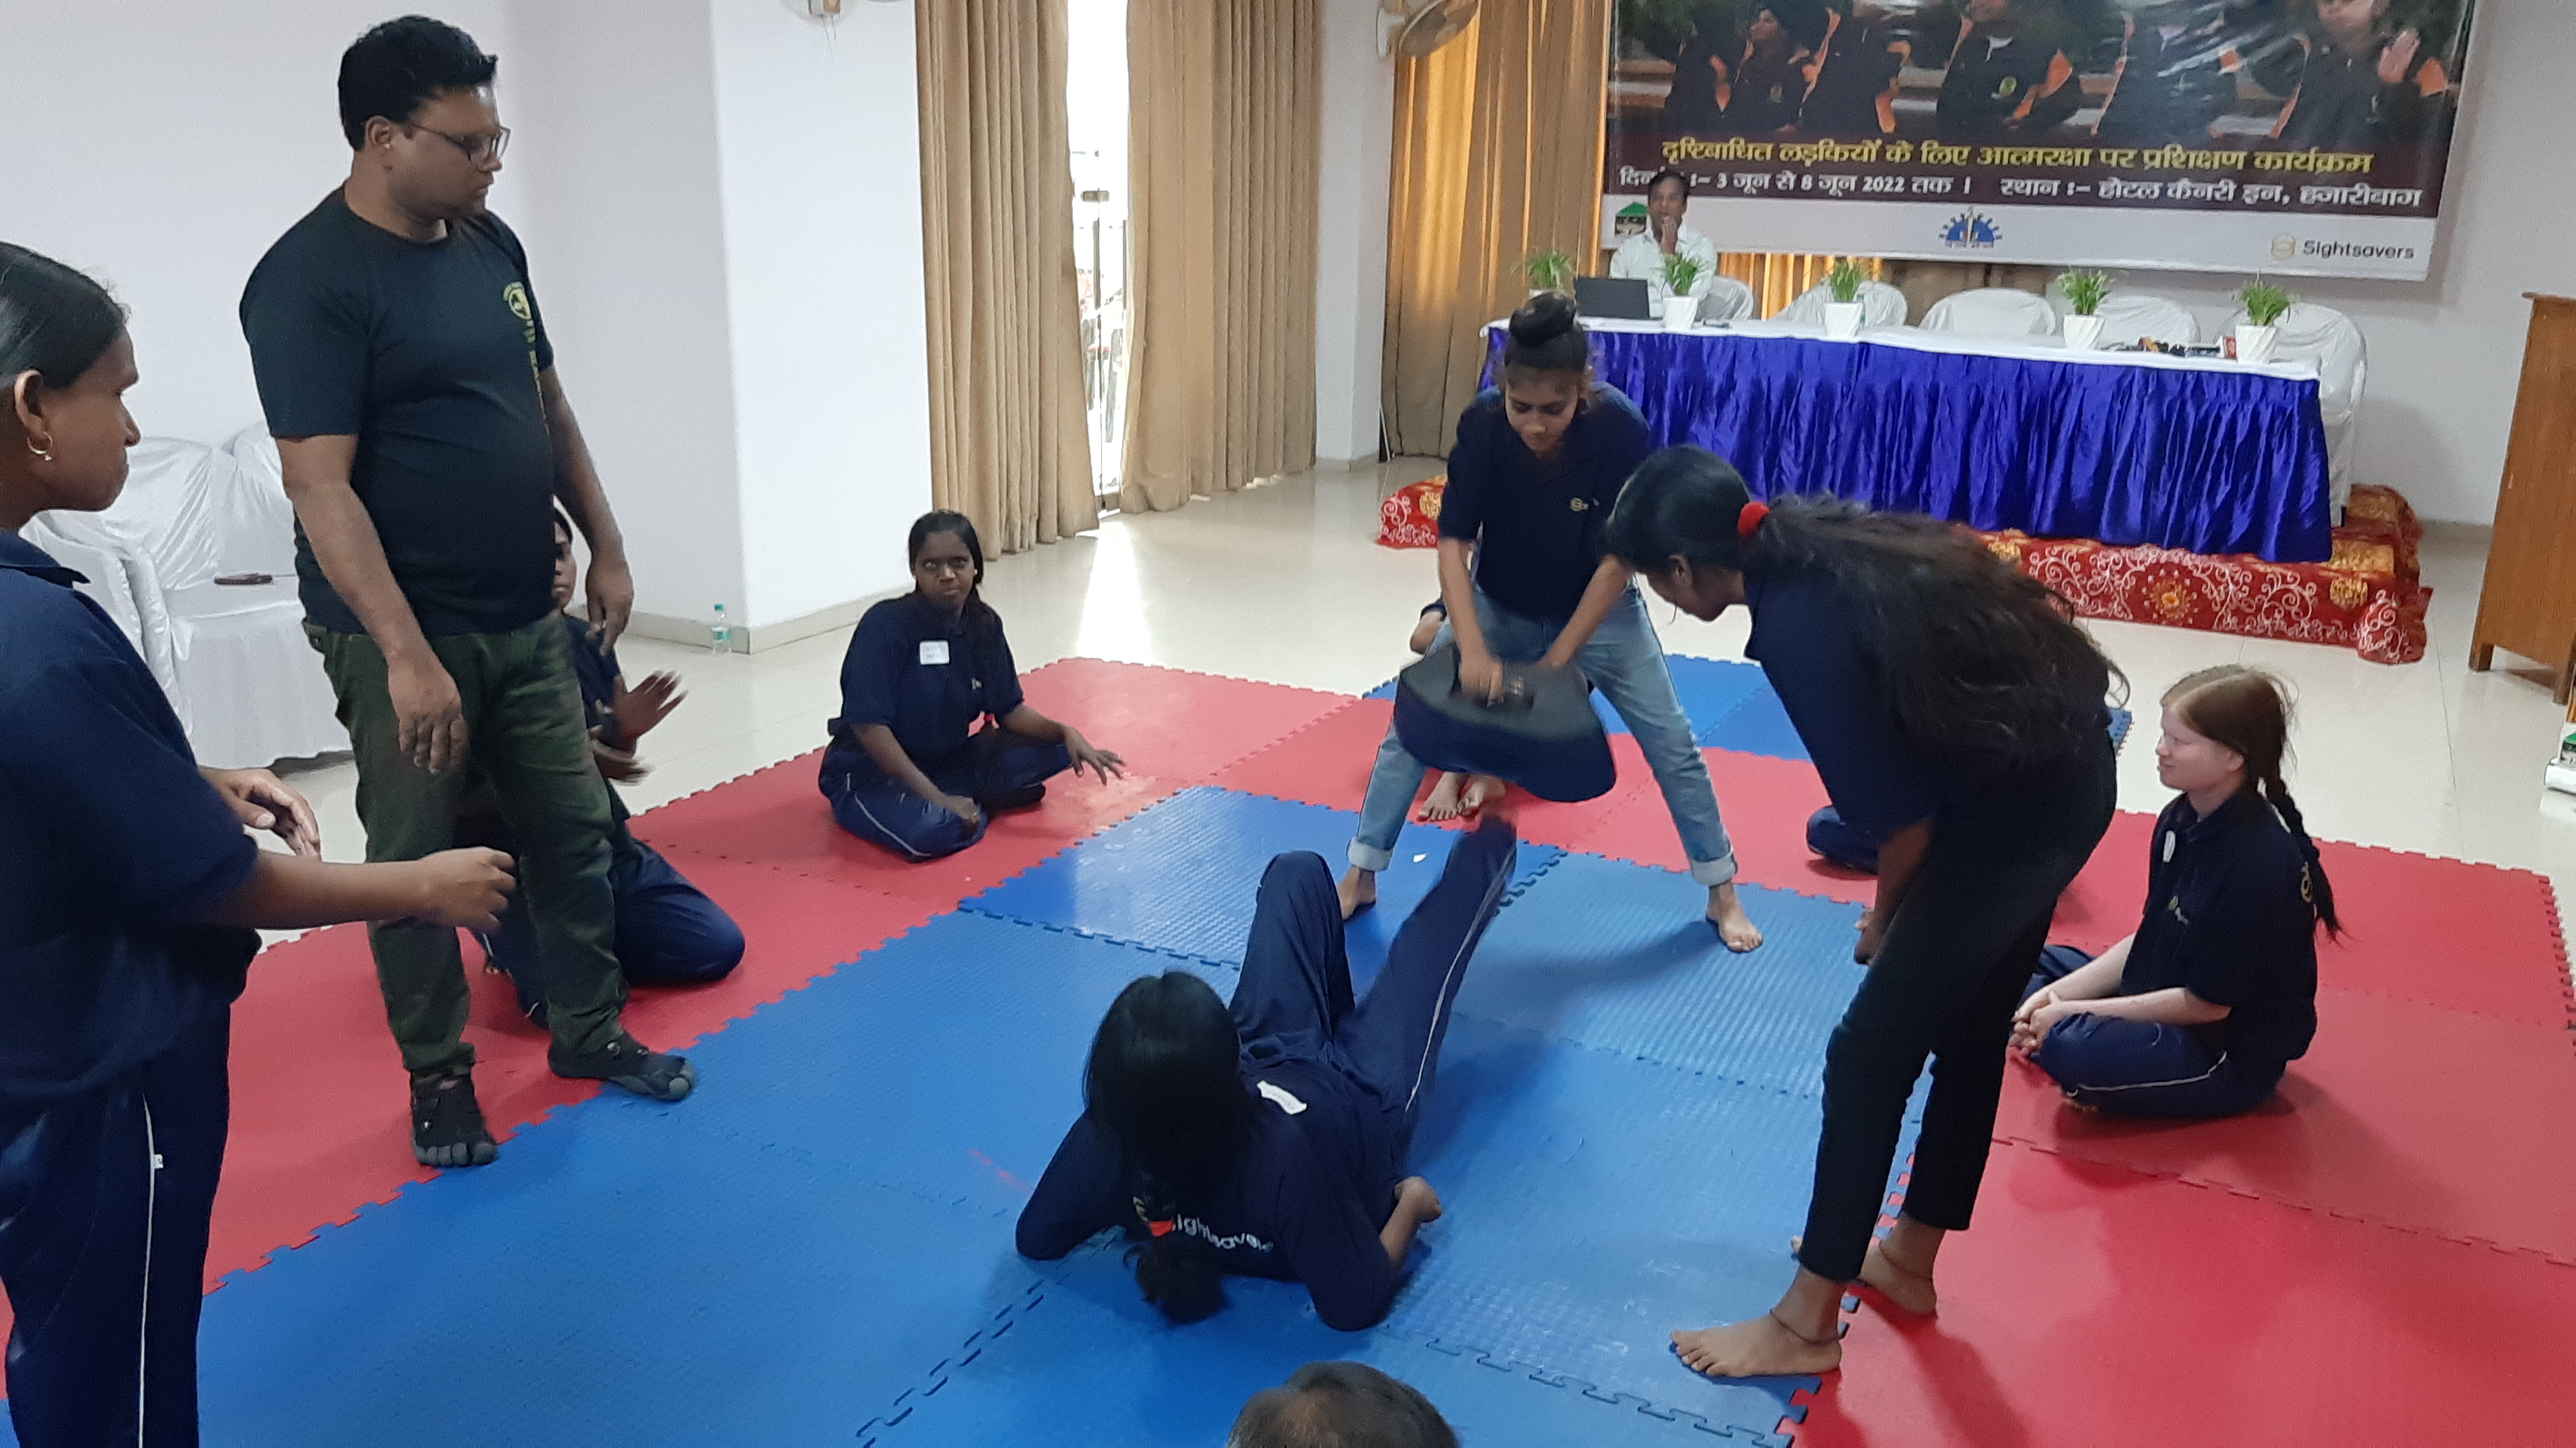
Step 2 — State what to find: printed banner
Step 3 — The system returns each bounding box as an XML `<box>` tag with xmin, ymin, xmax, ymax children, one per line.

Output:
<box><xmin>1604</xmin><ymin>1</ymin><xmax>2474</xmax><ymax>279</ymax></box>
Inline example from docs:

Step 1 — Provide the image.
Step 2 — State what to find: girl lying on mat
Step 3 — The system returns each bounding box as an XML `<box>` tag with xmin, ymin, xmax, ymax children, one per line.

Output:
<box><xmin>1407</xmin><ymin>598</ymin><xmax>1505</xmax><ymax>823</ymax></box>
<box><xmin>2011</xmin><ymin>667</ymin><xmax>2333</xmax><ymax>1119</ymax></box>
<box><xmin>1016</xmin><ymin>820</ymin><xmax>1517</xmax><ymax>1331</ymax></box>
<box><xmin>1342</xmin><ymin>292</ymin><xmax>1758</xmax><ymax>951</ymax></box>
<box><xmin>1607</xmin><ymin>446</ymin><xmax>2120</xmax><ymax>1379</ymax></box>
<box><xmin>818</xmin><ymin>510</ymin><xmax>1123</xmax><ymax>860</ymax></box>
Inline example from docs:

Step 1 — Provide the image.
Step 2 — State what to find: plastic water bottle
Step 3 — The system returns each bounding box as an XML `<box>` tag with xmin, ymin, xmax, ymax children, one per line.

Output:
<box><xmin>709</xmin><ymin>603</ymin><xmax>734</xmax><ymax>656</ymax></box>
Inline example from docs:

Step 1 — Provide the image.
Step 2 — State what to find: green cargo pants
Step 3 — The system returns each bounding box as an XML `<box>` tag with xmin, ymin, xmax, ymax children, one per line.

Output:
<box><xmin>313</xmin><ymin>617</ymin><xmax>627</xmax><ymax>1077</ymax></box>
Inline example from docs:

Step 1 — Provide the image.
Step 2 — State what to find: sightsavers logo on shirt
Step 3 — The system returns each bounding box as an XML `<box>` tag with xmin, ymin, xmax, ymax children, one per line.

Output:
<box><xmin>504</xmin><ymin>282</ymin><xmax>542</xmax><ymax>387</ymax></box>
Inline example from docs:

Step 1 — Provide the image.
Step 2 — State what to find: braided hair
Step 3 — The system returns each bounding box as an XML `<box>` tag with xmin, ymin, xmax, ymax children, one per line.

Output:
<box><xmin>2163</xmin><ymin>666</ymin><xmax>2341</xmax><ymax>938</ymax></box>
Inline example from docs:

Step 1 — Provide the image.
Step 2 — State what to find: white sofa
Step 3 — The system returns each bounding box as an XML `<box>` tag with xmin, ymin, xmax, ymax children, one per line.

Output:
<box><xmin>27</xmin><ymin>427</ymin><xmax>347</xmax><ymax>769</ymax></box>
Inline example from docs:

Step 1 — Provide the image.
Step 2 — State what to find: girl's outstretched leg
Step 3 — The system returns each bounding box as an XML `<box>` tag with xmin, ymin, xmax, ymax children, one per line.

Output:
<box><xmin>1339</xmin><ymin>818</ymin><xmax>1516</xmax><ymax>1121</ymax></box>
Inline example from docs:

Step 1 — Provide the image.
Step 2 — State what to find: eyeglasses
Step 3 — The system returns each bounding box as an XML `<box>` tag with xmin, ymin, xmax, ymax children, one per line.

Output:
<box><xmin>409</xmin><ymin>122</ymin><xmax>511</xmax><ymax>165</ymax></box>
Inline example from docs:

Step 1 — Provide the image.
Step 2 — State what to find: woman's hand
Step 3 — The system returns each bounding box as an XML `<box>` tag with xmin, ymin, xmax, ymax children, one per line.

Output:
<box><xmin>1063</xmin><ymin>727</ymin><xmax>1127</xmax><ymax>783</ymax></box>
<box><xmin>1399</xmin><ymin>1176</ymin><xmax>1444</xmax><ymax>1226</ymax></box>
<box><xmin>203</xmin><ymin>767</ymin><xmax>322</xmax><ymax>857</ymax></box>
<box><xmin>932</xmin><ymin>792</ymin><xmax>985</xmax><ymax>826</ymax></box>
<box><xmin>1457</xmin><ymin>648</ymin><xmax>1507</xmax><ymax>705</ymax></box>
<box><xmin>2378</xmin><ymin>28</ymin><xmax>2421</xmax><ymax>86</ymax></box>
<box><xmin>591</xmin><ymin>729</ymin><xmax>649</xmax><ymax>782</ymax></box>
<box><xmin>610</xmin><ymin>671</ymin><xmax>685</xmax><ymax>744</ymax></box>
<box><xmin>1854</xmin><ymin>909</ymin><xmax>1890</xmax><ymax>965</ymax></box>
<box><xmin>2011</xmin><ymin>992</ymin><xmax>2088</xmax><ymax>1054</ymax></box>
<box><xmin>403</xmin><ymin>848</ymin><xmax>517</xmax><ymax>931</ymax></box>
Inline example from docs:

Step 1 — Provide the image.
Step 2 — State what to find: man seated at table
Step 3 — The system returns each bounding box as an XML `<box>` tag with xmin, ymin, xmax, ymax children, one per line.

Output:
<box><xmin>1610</xmin><ymin>169</ymin><xmax>1719</xmax><ymax>312</ymax></box>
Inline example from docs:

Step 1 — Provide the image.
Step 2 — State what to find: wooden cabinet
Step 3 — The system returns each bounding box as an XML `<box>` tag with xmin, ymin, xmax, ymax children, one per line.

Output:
<box><xmin>2471</xmin><ymin>294</ymin><xmax>2576</xmax><ymax>704</ymax></box>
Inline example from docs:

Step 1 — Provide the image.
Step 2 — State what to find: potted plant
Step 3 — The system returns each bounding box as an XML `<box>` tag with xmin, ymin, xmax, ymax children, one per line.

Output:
<box><xmin>2058</xmin><ymin>269</ymin><xmax>2114</xmax><ymax>351</ymax></box>
<box><xmin>1822</xmin><ymin>259</ymin><xmax>1870</xmax><ymax>339</ymax></box>
<box><xmin>2236</xmin><ymin>281</ymin><xmax>2295</xmax><ymax>363</ymax></box>
<box><xmin>1524</xmin><ymin>248</ymin><xmax>1575</xmax><ymax>298</ymax></box>
<box><xmin>1662</xmin><ymin>253</ymin><xmax>1706</xmax><ymax>330</ymax></box>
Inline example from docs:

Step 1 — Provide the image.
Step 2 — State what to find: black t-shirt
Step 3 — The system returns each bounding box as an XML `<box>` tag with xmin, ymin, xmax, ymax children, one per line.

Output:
<box><xmin>2118</xmin><ymin>790</ymin><xmax>2321</xmax><ymax>1069</ymax></box>
<box><xmin>240</xmin><ymin>190</ymin><xmax>560</xmax><ymax>637</ymax></box>
<box><xmin>824</xmin><ymin>594</ymin><xmax>1028</xmax><ymax>775</ymax></box>
<box><xmin>1439</xmin><ymin>386</ymin><xmax>1655</xmax><ymax>621</ymax></box>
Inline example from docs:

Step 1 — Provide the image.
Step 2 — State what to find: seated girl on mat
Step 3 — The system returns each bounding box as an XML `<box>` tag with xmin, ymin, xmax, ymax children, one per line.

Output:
<box><xmin>820</xmin><ymin>510</ymin><xmax>1123</xmax><ymax>860</ymax></box>
<box><xmin>1341</xmin><ymin>293</ymin><xmax>1758</xmax><ymax>950</ymax></box>
<box><xmin>2012</xmin><ymin>666</ymin><xmax>2333</xmax><ymax>1118</ymax></box>
<box><xmin>1408</xmin><ymin>598</ymin><xmax>1503</xmax><ymax>822</ymax></box>
<box><xmin>1017</xmin><ymin>819</ymin><xmax>1518</xmax><ymax>1332</ymax></box>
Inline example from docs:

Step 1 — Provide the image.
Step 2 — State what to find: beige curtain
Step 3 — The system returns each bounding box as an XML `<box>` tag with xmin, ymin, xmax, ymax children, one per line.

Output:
<box><xmin>1383</xmin><ymin>1</ymin><xmax>1611</xmax><ymax>458</ymax></box>
<box><xmin>1119</xmin><ymin>0</ymin><xmax>1322</xmax><ymax>515</ymax></box>
<box><xmin>916</xmin><ymin>0</ymin><xmax>1097</xmax><ymax>553</ymax></box>
<box><xmin>1718</xmin><ymin>254</ymin><xmax>1886</xmax><ymax>319</ymax></box>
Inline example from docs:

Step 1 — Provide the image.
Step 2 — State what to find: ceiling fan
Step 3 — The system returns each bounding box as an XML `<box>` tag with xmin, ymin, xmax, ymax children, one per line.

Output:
<box><xmin>1379</xmin><ymin>0</ymin><xmax>1479</xmax><ymax>60</ymax></box>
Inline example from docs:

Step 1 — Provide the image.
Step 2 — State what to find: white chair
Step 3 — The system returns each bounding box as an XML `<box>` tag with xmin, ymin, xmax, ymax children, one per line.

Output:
<box><xmin>1777</xmin><ymin>279</ymin><xmax>1910</xmax><ymax>328</ymax></box>
<box><xmin>2049</xmin><ymin>289</ymin><xmax>2200</xmax><ymax>347</ymax></box>
<box><xmin>62</xmin><ymin>430</ymin><xmax>349</xmax><ymax>768</ymax></box>
<box><xmin>2224</xmin><ymin>301</ymin><xmax>2367</xmax><ymax>517</ymax></box>
<box><xmin>1920</xmin><ymin>287</ymin><xmax>2059</xmax><ymax>339</ymax></box>
<box><xmin>1696</xmin><ymin>275</ymin><xmax>1758</xmax><ymax>324</ymax></box>
<box><xmin>18</xmin><ymin>510</ymin><xmax>159</xmax><ymax>674</ymax></box>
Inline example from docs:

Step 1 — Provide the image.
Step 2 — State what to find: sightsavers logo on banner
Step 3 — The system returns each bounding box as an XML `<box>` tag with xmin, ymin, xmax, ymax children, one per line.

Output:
<box><xmin>1598</xmin><ymin>0</ymin><xmax>2475</xmax><ymax>282</ymax></box>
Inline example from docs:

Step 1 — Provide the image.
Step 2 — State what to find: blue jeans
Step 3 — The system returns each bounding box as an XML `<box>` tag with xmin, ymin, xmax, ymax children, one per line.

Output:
<box><xmin>1349</xmin><ymin>586</ymin><xmax>1736</xmax><ymax>885</ymax></box>
<box><xmin>2023</xmin><ymin>945</ymin><xmax>2284</xmax><ymax>1118</ymax></box>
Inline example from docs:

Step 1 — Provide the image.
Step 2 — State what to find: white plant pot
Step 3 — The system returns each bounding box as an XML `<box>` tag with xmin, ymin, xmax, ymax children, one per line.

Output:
<box><xmin>2236</xmin><ymin>323</ymin><xmax>2279</xmax><ymax>364</ymax></box>
<box><xmin>2064</xmin><ymin>314</ymin><xmax>2106</xmax><ymax>352</ymax></box>
<box><xmin>1662</xmin><ymin>293</ymin><xmax>1701</xmax><ymax>331</ymax></box>
<box><xmin>1822</xmin><ymin>302</ymin><xmax>1866</xmax><ymax>340</ymax></box>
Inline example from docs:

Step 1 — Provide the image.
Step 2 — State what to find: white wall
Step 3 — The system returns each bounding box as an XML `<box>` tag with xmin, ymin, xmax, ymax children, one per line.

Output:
<box><xmin>1313</xmin><ymin>0</ymin><xmax>1396</xmax><ymax>465</ymax></box>
<box><xmin>507</xmin><ymin>0</ymin><xmax>748</xmax><ymax>632</ymax></box>
<box><xmin>0</xmin><ymin>0</ymin><xmax>516</xmax><ymax>445</ymax></box>
<box><xmin>2120</xmin><ymin>4</ymin><xmax>2576</xmax><ymax>526</ymax></box>
<box><xmin>709</xmin><ymin>0</ymin><xmax>933</xmax><ymax>628</ymax></box>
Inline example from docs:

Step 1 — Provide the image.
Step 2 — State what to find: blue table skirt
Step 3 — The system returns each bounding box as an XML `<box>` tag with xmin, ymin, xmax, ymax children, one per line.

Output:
<box><xmin>1483</xmin><ymin>327</ymin><xmax>2334</xmax><ymax>563</ymax></box>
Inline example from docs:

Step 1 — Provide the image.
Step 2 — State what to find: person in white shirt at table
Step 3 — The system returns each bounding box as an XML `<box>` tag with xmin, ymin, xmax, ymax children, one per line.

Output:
<box><xmin>1609</xmin><ymin>170</ymin><xmax>1720</xmax><ymax>311</ymax></box>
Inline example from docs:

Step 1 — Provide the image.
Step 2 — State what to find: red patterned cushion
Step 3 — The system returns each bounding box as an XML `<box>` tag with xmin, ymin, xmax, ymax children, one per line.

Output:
<box><xmin>1378</xmin><ymin>477</ymin><xmax>1446</xmax><ymax>550</ymax></box>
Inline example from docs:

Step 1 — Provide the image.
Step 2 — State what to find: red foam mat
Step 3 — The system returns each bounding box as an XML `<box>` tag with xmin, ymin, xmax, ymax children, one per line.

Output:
<box><xmin>1799</xmin><ymin>1142</ymin><xmax>2576</xmax><ymax>1448</ymax></box>
<box><xmin>1996</xmin><ymin>983</ymin><xmax>2576</xmax><ymax>1262</ymax></box>
<box><xmin>207</xmin><ymin>854</ymin><xmax>930</xmax><ymax>1296</ymax></box>
<box><xmin>1017</xmin><ymin>658</ymin><xmax>1351</xmax><ymax>785</ymax></box>
<box><xmin>628</xmin><ymin>748</ymin><xmax>1172</xmax><ymax>906</ymax></box>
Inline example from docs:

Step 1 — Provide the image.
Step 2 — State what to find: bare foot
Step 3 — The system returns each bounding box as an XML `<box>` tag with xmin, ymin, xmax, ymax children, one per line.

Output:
<box><xmin>1859</xmin><ymin>1237</ymin><xmax>1938</xmax><ymax>1316</ymax></box>
<box><xmin>1459</xmin><ymin>774</ymin><xmax>1504</xmax><ymax>814</ymax></box>
<box><xmin>1338</xmin><ymin>867</ymin><xmax>1378</xmax><ymax>921</ymax></box>
<box><xmin>1418</xmin><ymin>773</ymin><xmax>1469</xmax><ymax>821</ymax></box>
<box><xmin>1671</xmin><ymin>1313</ymin><xmax>1842</xmax><ymax>1379</ymax></box>
<box><xmin>1706</xmin><ymin>880</ymin><xmax>1764</xmax><ymax>953</ymax></box>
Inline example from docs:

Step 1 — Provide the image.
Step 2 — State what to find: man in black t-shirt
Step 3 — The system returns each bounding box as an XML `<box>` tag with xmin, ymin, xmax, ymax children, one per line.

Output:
<box><xmin>240</xmin><ymin>18</ymin><xmax>694</xmax><ymax>1169</ymax></box>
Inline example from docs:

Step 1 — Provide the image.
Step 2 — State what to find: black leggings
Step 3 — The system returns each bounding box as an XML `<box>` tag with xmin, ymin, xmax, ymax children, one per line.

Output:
<box><xmin>1796</xmin><ymin>746</ymin><xmax>2118</xmax><ymax>1283</ymax></box>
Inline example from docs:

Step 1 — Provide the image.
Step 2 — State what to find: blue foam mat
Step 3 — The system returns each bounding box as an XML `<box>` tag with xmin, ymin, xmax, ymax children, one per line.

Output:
<box><xmin>156</xmin><ymin>793</ymin><xmax>1945</xmax><ymax>1447</ymax></box>
<box><xmin>963</xmin><ymin>788</ymin><xmax>1563</xmax><ymax>988</ymax></box>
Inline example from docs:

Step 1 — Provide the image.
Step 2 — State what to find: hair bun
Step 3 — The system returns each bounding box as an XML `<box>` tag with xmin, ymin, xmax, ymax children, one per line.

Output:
<box><xmin>1509</xmin><ymin>291</ymin><xmax>1579</xmax><ymax>347</ymax></box>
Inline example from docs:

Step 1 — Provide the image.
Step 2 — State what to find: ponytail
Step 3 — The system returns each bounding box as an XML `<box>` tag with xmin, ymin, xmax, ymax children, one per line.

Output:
<box><xmin>2164</xmin><ymin>666</ymin><xmax>2340</xmax><ymax>940</ymax></box>
<box><xmin>1127</xmin><ymin>1192</ymin><xmax>1228</xmax><ymax>1324</ymax></box>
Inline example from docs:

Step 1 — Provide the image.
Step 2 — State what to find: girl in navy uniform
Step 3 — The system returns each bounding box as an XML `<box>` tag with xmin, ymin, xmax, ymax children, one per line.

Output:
<box><xmin>0</xmin><ymin>244</ymin><xmax>510</xmax><ymax>1448</ymax></box>
<box><xmin>1340</xmin><ymin>295</ymin><xmax>1758</xmax><ymax>951</ymax></box>
<box><xmin>2013</xmin><ymin>666</ymin><xmax>2331</xmax><ymax>1117</ymax></box>
<box><xmin>1605</xmin><ymin>447</ymin><xmax>2119</xmax><ymax>1380</ymax></box>
<box><xmin>1018</xmin><ymin>820</ymin><xmax>1516</xmax><ymax>1331</ymax></box>
<box><xmin>821</xmin><ymin>510</ymin><xmax>1123</xmax><ymax>860</ymax></box>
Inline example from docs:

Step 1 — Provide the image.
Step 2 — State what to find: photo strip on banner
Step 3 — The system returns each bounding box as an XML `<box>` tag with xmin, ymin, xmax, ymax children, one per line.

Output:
<box><xmin>1604</xmin><ymin>0</ymin><xmax>2474</xmax><ymax>279</ymax></box>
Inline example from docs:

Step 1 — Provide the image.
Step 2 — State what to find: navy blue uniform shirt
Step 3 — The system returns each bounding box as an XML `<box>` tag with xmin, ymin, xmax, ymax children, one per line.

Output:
<box><xmin>2118</xmin><ymin>790</ymin><xmax>2321</xmax><ymax>1069</ymax></box>
<box><xmin>0</xmin><ymin>532</ymin><xmax>259</xmax><ymax>1101</ymax></box>
<box><xmin>1016</xmin><ymin>1053</ymin><xmax>1401</xmax><ymax>1332</ymax></box>
<box><xmin>241</xmin><ymin>190</ymin><xmax>560</xmax><ymax>638</ymax></box>
<box><xmin>1746</xmin><ymin>568</ymin><xmax>2109</xmax><ymax>841</ymax></box>
<box><xmin>562</xmin><ymin>613</ymin><xmax>630</xmax><ymax>825</ymax></box>
<box><xmin>1439</xmin><ymin>386</ymin><xmax>1655</xmax><ymax>621</ymax></box>
<box><xmin>825</xmin><ymin>594</ymin><xmax>1025</xmax><ymax>774</ymax></box>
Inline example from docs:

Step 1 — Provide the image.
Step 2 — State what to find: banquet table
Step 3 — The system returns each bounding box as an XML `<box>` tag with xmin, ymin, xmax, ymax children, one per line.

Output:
<box><xmin>1481</xmin><ymin>318</ymin><xmax>2334</xmax><ymax>563</ymax></box>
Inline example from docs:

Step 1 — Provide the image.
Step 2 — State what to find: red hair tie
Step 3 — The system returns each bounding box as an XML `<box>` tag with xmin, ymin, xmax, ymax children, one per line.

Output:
<box><xmin>1147</xmin><ymin>1219</ymin><xmax>1177</xmax><ymax>1238</ymax></box>
<box><xmin>1737</xmin><ymin>500</ymin><xmax>1771</xmax><ymax>540</ymax></box>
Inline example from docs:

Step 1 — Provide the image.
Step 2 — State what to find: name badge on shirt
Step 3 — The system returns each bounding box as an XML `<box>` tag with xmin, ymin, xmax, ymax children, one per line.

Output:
<box><xmin>919</xmin><ymin>640</ymin><xmax>951</xmax><ymax>666</ymax></box>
